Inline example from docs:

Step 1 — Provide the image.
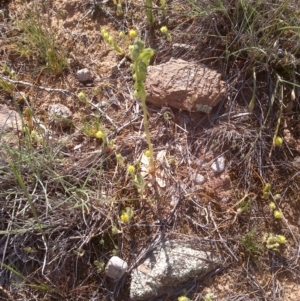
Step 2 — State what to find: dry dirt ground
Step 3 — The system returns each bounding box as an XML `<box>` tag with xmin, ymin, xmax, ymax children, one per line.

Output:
<box><xmin>1</xmin><ymin>0</ymin><xmax>300</xmax><ymax>300</ymax></box>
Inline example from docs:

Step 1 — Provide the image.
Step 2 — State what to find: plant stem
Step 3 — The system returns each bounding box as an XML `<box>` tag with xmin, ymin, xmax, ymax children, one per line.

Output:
<box><xmin>144</xmin><ymin>0</ymin><xmax>155</xmax><ymax>26</ymax></box>
<box><xmin>140</xmin><ymin>94</ymin><xmax>155</xmax><ymax>173</ymax></box>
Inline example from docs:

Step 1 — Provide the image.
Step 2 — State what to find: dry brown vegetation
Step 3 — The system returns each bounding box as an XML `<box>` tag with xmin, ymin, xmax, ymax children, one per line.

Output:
<box><xmin>0</xmin><ymin>0</ymin><xmax>300</xmax><ymax>300</ymax></box>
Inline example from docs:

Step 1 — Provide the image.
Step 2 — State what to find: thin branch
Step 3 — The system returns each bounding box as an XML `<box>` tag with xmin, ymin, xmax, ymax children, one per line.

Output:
<box><xmin>0</xmin><ymin>75</ymin><xmax>70</xmax><ymax>94</ymax></box>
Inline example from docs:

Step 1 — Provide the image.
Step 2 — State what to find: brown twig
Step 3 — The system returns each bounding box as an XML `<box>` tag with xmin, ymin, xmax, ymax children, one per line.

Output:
<box><xmin>0</xmin><ymin>75</ymin><xmax>70</xmax><ymax>94</ymax></box>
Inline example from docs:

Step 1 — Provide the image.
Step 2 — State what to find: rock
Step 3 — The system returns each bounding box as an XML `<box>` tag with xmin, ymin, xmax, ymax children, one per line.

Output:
<box><xmin>211</xmin><ymin>156</ymin><xmax>225</xmax><ymax>174</ymax></box>
<box><xmin>76</xmin><ymin>68</ymin><xmax>92</xmax><ymax>82</ymax></box>
<box><xmin>48</xmin><ymin>103</ymin><xmax>72</xmax><ymax>128</ymax></box>
<box><xmin>130</xmin><ymin>240</ymin><xmax>220</xmax><ymax>300</ymax></box>
<box><xmin>0</xmin><ymin>104</ymin><xmax>23</xmax><ymax>148</ymax></box>
<box><xmin>0</xmin><ymin>104</ymin><xmax>22</xmax><ymax>133</ymax></box>
<box><xmin>193</xmin><ymin>173</ymin><xmax>205</xmax><ymax>185</ymax></box>
<box><xmin>145</xmin><ymin>58</ymin><xmax>225</xmax><ymax>113</ymax></box>
<box><xmin>105</xmin><ymin>256</ymin><xmax>128</xmax><ymax>280</ymax></box>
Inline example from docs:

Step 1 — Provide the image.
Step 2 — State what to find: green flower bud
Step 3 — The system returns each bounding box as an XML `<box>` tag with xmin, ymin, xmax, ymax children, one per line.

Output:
<box><xmin>160</xmin><ymin>26</ymin><xmax>168</xmax><ymax>34</ymax></box>
<box><xmin>107</xmin><ymin>36</ymin><xmax>114</xmax><ymax>45</ymax></box>
<box><xmin>274</xmin><ymin>210</ymin><xmax>283</xmax><ymax>219</ymax></box>
<box><xmin>275</xmin><ymin>136</ymin><xmax>283</xmax><ymax>146</ymax></box>
<box><xmin>78</xmin><ymin>92</ymin><xmax>87</xmax><ymax>100</ymax></box>
<box><xmin>129</xmin><ymin>29</ymin><xmax>138</xmax><ymax>39</ymax></box>
<box><xmin>101</xmin><ymin>29</ymin><xmax>109</xmax><ymax>39</ymax></box>
<box><xmin>95</xmin><ymin>131</ymin><xmax>105</xmax><ymax>139</ymax></box>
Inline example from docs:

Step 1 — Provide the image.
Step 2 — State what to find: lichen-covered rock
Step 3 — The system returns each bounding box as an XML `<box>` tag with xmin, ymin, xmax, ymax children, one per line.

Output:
<box><xmin>0</xmin><ymin>104</ymin><xmax>22</xmax><ymax>133</ymax></box>
<box><xmin>145</xmin><ymin>58</ymin><xmax>225</xmax><ymax>113</ymax></box>
<box><xmin>48</xmin><ymin>103</ymin><xmax>72</xmax><ymax>128</ymax></box>
<box><xmin>0</xmin><ymin>104</ymin><xmax>23</xmax><ymax>147</ymax></box>
<box><xmin>130</xmin><ymin>240</ymin><xmax>220</xmax><ymax>300</ymax></box>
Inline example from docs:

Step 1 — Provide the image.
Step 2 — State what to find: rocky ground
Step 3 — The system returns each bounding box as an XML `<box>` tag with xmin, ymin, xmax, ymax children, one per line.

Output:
<box><xmin>0</xmin><ymin>0</ymin><xmax>300</xmax><ymax>300</ymax></box>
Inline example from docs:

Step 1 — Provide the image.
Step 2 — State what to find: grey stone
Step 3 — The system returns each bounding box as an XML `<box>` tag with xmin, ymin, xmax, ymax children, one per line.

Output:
<box><xmin>105</xmin><ymin>256</ymin><xmax>128</xmax><ymax>280</ymax></box>
<box><xmin>48</xmin><ymin>103</ymin><xmax>72</xmax><ymax>128</ymax></box>
<box><xmin>193</xmin><ymin>173</ymin><xmax>205</xmax><ymax>185</ymax></box>
<box><xmin>0</xmin><ymin>104</ymin><xmax>22</xmax><ymax>146</ymax></box>
<box><xmin>211</xmin><ymin>156</ymin><xmax>225</xmax><ymax>174</ymax></box>
<box><xmin>145</xmin><ymin>58</ymin><xmax>225</xmax><ymax>112</ymax></box>
<box><xmin>76</xmin><ymin>68</ymin><xmax>92</xmax><ymax>82</ymax></box>
<box><xmin>130</xmin><ymin>240</ymin><xmax>220</xmax><ymax>300</ymax></box>
<box><xmin>0</xmin><ymin>104</ymin><xmax>22</xmax><ymax>133</ymax></box>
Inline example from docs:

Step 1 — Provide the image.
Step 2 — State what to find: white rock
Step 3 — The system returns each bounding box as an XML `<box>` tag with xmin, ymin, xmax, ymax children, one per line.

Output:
<box><xmin>211</xmin><ymin>156</ymin><xmax>225</xmax><ymax>174</ymax></box>
<box><xmin>48</xmin><ymin>103</ymin><xmax>72</xmax><ymax>128</ymax></box>
<box><xmin>76</xmin><ymin>68</ymin><xmax>92</xmax><ymax>82</ymax></box>
<box><xmin>0</xmin><ymin>104</ymin><xmax>22</xmax><ymax>133</ymax></box>
<box><xmin>130</xmin><ymin>240</ymin><xmax>220</xmax><ymax>300</ymax></box>
<box><xmin>105</xmin><ymin>256</ymin><xmax>128</xmax><ymax>280</ymax></box>
<box><xmin>193</xmin><ymin>173</ymin><xmax>205</xmax><ymax>185</ymax></box>
<box><xmin>0</xmin><ymin>104</ymin><xmax>22</xmax><ymax>146</ymax></box>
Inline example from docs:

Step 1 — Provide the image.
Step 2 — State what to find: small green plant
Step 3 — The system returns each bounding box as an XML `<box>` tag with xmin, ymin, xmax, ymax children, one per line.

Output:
<box><xmin>0</xmin><ymin>64</ymin><xmax>16</xmax><ymax>94</ymax></box>
<box><xmin>101</xmin><ymin>29</ymin><xmax>124</xmax><ymax>55</ymax></box>
<box><xmin>94</xmin><ymin>260</ymin><xmax>105</xmax><ymax>273</ymax></box>
<box><xmin>262</xmin><ymin>184</ymin><xmax>284</xmax><ymax>219</ymax></box>
<box><xmin>24</xmin><ymin>107</ymin><xmax>34</xmax><ymax>132</ymax></box>
<box><xmin>127</xmin><ymin>163</ymin><xmax>146</xmax><ymax>193</ymax></box>
<box><xmin>273</xmin><ymin>210</ymin><xmax>283</xmax><ymax>219</ymax></box>
<box><xmin>262</xmin><ymin>183</ymin><xmax>271</xmax><ymax>199</ymax></box>
<box><xmin>77</xmin><ymin>91</ymin><xmax>90</xmax><ymax>107</ymax></box>
<box><xmin>17</xmin><ymin>10</ymin><xmax>67</xmax><ymax>75</ymax></box>
<box><xmin>119</xmin><ymin>31</ymin><xmax>126</xmax><ymax>38</ymax></box>
<box><xmin>240</xmin><ymin>227</ymin><xmax>262</xmax><ymax>256</ymax></box>
<box><xmin>23</xmin><ymin>246</ymin><xmax>37</xmax><ymax>254</ymax></box>
<box><xmin>30</xmin><ymin>130</ymin><xmax>43</xmax><ymax>144</ymax></box>
<box><xmin>116</xmin><ymin>1</ymin><xmax>123</xmax><ymax>16</ymax></box>
<box><xmin>120</xmin><ymin>207</ymin><xmax>133</xmax><ymax>223</ymax></box>
<box><xmin>0</xmin><ymin>79</ymin><xmax>15</xmax><ymax>95</ymax></box>
<box><xmin>143</xmin><ymin>0</ymin><xmax>155</xmax><ymax>26</ymax></box>
<box><xmin>160</xmin><ymin>26</ymin><xmax>172</xmax><ymax>41</ymax></box>
<box><xmin>274</xmin><ymin>136</ymin><xmax>283</xmax><ymax>146</ymax></box>
<box><xmin>127</xmin><ymin>164</ymin><xmax>135</xmax><ymax>175</ymax></box>
<box><xmin>130</xmin><ymin>37</ymin><xmax>155</xmax><ymax>173</ymax></box>
<box><xmin>83</xmin><ymin>119</ymin><xmax>107</xmax><ymax>143</ymax></box>
<box><xmin>2</xmin><ymin>63</ymin><xmax>17</xmax><ymax>79</ymax></box>
<box><xmin>129</xmin><ymin>29</ymin><xmax>138</xmax><ymax>39</ymax></box>
<box><xmin>116</xmin><ymin>153</ymin><xmax>125</xmax><ymax>167</ymax></box>
<box><xmin>100</xmin><ymin>29</ymin><xmax>155</xmax><ymax>173</ymax></box>
<box><xmin>237</xmin><ymin>199</ymin><xmax>251</xmax><ymax>214</ymax></box>
<box><xmin>144</xmin><ymin>149</ymin><xmax>151</xmax><ymax>157</ymax></box>
<box><xmin>269</xmin><ymin>202</ymin><xmax>276</xmax><ymax>210</ymax></box>
<box><xmin>263</xmin><ymin>233</ymin><xmax>287</xmax><ymax>251</ymax></box>
<box><xmin>111</xmin><ymin>225</ymin><xmax>122</xmax><ymax>235</ymax></box>
<box><xmin>160</xmin><ymin>0</ymin><xmax>166</xmax><ymax>15</ymax></box>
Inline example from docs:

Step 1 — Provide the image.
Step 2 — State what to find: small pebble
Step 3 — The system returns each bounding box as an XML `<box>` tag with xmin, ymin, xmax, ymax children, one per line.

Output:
<box><xmin>76</xmin><ymin>68</ymin><xmax>92</xmax><ymax>82</ymax></box>
<box><xmin>105</xmin><ymin>256</ymin><xmax>128</xmax><ymax>280</ymax></box>
<box><xmin>193</xmin><ymin>173</ymin><xmax>205</xmax><ymax>185</ymax></box>
<box><xmin>211</xmin><ymin>156</ymin><xmax>225</xmax><ymax>174</ymax></box>
<box><xmin>48</xmin><ymin>103</ymin><xmax>72</xmax><ymax>128</ymax></box>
